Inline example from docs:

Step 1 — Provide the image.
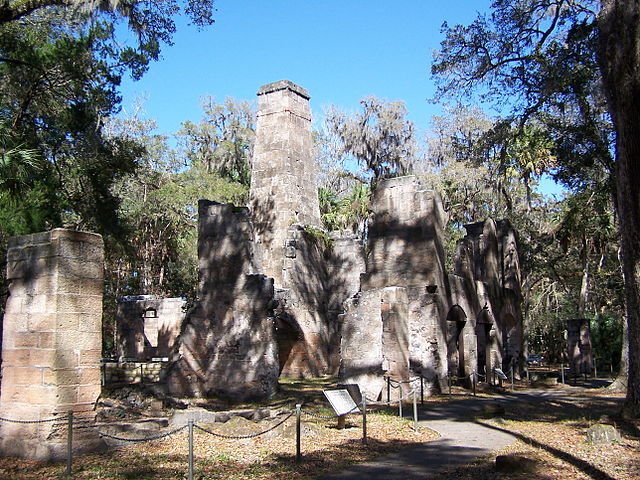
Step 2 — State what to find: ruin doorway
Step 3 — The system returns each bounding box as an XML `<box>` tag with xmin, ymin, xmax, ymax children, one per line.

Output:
<box><xmin>476</xmin><ymin>308</ymin><xmax>493</xmax><ymax>377</ymax></box>
<box><xmin>274</xmin><ymin>315</ymin><xmax>309</xmax><ymax>378</ymax></box>
<box><xmin>446</xmin><ymin>305</ymin><xmax>467</xmax><ymax>378</ymax></box>
<box><xmin>502</xmin><ymin>313</ymin><xmax>518</xmax><ymax>370</ymax></box>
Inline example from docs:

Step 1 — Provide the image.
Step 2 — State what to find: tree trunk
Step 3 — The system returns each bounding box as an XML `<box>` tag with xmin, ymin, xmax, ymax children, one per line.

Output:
<box><xmin>598</xmin><ymin>0</ymin><xmax>640</xmax><ymax>417</ymax></box>
<box><xmin>610</xmin><ymin>315</ymin><xmax>629</xmax><ymax>391</ymax></box>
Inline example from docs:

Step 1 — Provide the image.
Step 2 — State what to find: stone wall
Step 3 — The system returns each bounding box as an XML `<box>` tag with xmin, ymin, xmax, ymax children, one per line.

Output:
<box><xmin>166</xmin><ymin>201</ymin><xmax>279</xmax><ymax>401</ymax></box>
<box><xmin>341</xmin><ymin>175</ymin><xmax>524</xmax><ymax>395</ymax></box>
<box><xmin>102</xmin><ymin>360</ymin><xmax>167</xmax><ymax>384</ymax></box>
<box><xmin>250</xmin><ymin>80</ymin><xmax>321</xmax><ymax>286</ymax></box>
<box><xmin>116</xmin><ymin>296</ymin><xmax>186</xmax><ymax>361</ymax></box>
<box><xmin>566</xmin><ymin>318</ymin><xmax>593</xmax><ymax>375</ymax></box>
<box><xmin>0</xmin><ymin>229</ymin><xmax>105</xmax><ymax>459</ymax></box>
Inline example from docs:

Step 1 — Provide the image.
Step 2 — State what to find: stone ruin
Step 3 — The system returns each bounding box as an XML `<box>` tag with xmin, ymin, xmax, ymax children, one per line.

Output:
<box><xmin>0</xmin><ymin>230</ymin><xmax>106</xmax><ymax>459</ymax></box>
<box><xmin>566</xmin><ymin>318</ymin><xmax>593</xmax><ymax>376</ymax></box>
<box><xmin>0</xmin><ymin>80</ymin><xmax>524</xmax><ymax>458</ymax></box>
<box><xmin>161</xmin><ymin>80</ymin><xmax>523</xmax><ymax>401</ymax></box>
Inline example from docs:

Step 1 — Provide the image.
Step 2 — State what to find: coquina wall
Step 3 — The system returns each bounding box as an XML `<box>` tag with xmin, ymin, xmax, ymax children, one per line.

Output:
<box><xmin>0</xmin><ymin>229</ymin><xmax>105</xmax><ymax>459</ymax></box>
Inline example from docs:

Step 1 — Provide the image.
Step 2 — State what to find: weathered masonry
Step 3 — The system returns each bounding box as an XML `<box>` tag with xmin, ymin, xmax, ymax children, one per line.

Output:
<box><xmin>163</xmin><ymin>80</ymin><xmax>524</xmax><ymax>401</ymax></box>
<box><xmin>0</xmin><ymin>230</ymin><xmax>105</xmax><ymax>459</ymax></box>
<box><xmin>0</xmin><ymin>80</ymin><xmax>524</xmax><ymax>436</ymax></box>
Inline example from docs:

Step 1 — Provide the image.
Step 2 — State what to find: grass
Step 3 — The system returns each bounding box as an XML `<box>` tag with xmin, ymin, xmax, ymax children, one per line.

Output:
<box><xmin>1</xmin><ymin>378</ymin><xmax>638</xmax><ymax>479</ymax></box>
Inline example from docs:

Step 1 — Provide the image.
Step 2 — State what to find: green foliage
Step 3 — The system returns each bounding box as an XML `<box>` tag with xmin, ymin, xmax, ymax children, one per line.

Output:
<box><xmin>178</xmin><ymin>97</ymin><xmax>256</xmax><ymax>187</ymax></box>
<box><xmin>318</xmin><ymin>183</ymin><xmax>370</xmax><ymax>237</ymax></box>
<box><xmin>301</xmin><ymin>225</ymin><xmax>333</xmax><ymax>251</ymax></box>
<box><xmin>325</xmin><ymin>97</ymin><xmax>416</xmax><ymax>181</ymax></box>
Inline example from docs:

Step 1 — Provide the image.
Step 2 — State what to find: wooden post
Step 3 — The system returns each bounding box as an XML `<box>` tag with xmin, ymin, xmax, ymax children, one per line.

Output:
<box><xmin>362</xmin><ymin>396</ymin><xmax>367</xmax><ymax>445</ymax></box>
<box><xmin>188</xmin><ymin>419</ymin><xmax>194</xmax><ymax>480</ymax></box>
<box><xmin>412</xmin><ymin>389</ymin><xmax>418</xmax><ymax>432</ymax></box>
<box><xmin>66</xmin><ymin>411</ymin><xmax>73</xmax><ymax>476</ymax></box>
<box><xmin>386</xmin><ymin>376</ymin><xmax>391</xmax><ymax>405</ymax></box>
<box><xmin>472</xmin><ymin>371</ymin><xmax>476</xmax><ymax>397</ymax></box>
<box><xmin>295</xmin><ymin>404</ymin><xmax>301</xmax><ymax>462</ymax></box>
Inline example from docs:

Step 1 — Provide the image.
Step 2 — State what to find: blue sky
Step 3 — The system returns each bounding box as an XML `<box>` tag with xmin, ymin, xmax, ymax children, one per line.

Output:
<box><xmin>119</xmin><ymin>0</ymin><xmax>490</xmax><ymax>132</ymax></box>
<box><xmin>119</xmin><ymin>0</ymin><xmax>563</xmax><ymax>196</ymax></box>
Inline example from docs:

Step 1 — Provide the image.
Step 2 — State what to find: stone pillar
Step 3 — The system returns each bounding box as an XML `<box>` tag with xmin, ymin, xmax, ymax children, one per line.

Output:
<box><xmin>250</xmin><ymin>80</ymin><xmax>321</xmax><ymax>285</ymax></box>
<box><xmin>0</xmin><ymin>229</ymin><xmax>105</xmax><ymax>460</ymax></box>
<box><xmin>566</xmin><ymin>318</ymin><xmax>593</xmax><ymax>375</ymax></box>
<box><xmin>166</xmin><ymin>201</ymin><xmax>279</xmax><ymax>401</ymax></box>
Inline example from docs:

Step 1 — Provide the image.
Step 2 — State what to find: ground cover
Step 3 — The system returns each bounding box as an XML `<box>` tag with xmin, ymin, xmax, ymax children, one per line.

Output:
<box><xmin>432</xmin><ymin>386</ymin><xmax>640</xmax><ymax>480</ymax></box>
<box><xmin>0</xmin><ymin>377</ymin><xmax>438</xmax><ymax>479</ymax></box>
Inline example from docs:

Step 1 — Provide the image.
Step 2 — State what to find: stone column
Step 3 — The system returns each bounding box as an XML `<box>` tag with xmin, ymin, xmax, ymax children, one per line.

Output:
<box><xmin>250</xmin><ymin>80</ymin><xmax>321</xmax><ymax>285</ymax></box>
<box><xmin>0</xmin><ymin>229</ymin><xmax>105</xmax><ymax>460</ymax></box>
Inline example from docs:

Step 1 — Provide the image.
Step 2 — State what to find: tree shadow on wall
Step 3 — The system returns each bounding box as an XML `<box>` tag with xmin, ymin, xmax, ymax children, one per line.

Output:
<box><xmin>279</xmin><ymin>228</ymin><xmax>364</xmax><ymax>376</ymax></box>
<box><xmin>166</xmin><ymin>198</ymin><xmax>278</xmax><ymax>401</ymax></box>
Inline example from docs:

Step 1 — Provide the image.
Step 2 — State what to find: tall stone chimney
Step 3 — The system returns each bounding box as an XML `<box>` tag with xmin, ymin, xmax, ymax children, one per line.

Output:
<box><xmin>250</xmin><ymin>80</ymin><xmax>321</xmax><ymax>284</ymax></box>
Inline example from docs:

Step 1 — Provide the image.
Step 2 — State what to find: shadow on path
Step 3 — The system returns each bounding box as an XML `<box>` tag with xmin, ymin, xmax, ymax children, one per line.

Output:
<box><xmin>319</xmin><ymin>387</ymin><xmax>629</xmax><ymax>480</ymax></box>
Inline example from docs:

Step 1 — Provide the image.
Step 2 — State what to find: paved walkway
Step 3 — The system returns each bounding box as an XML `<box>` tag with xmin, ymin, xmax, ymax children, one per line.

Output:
<box><xmin>318</xmin><ymin>395</ymin><xmax>518</xmax><ymax>480</ymax></box>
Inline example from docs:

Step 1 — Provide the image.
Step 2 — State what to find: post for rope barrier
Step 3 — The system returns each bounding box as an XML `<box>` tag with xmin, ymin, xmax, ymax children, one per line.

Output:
<box><xmin>386</xmin><ymin>376</ymin><xmax>390</xmax><ymax>405</ymax></box>
<box><xmin>561</xmin><ymin>363</ymin><xmax>565</xmax><ymax>384</ymax></box>
<box><xmin>398</xmin><ymin>384</ymin><xmax>403</xmax><ymax>419</ymax></box>
<box><xmin>594</xmin><ymin>358</ymin><xmax>597</xmax><ymax>379</ymax></box>
<box><xmin>420</xmin><ymin>376</ymin><xmax>424</xmax><ymax>406</ymax></box>
<box><xmin>362</xmin><ymin>396</ymin><xmax>367</xmax><ymax>445</ymax></box>
<box><xmin>472</xmin><ymin>372</ymin><xmax>476</xmax><ymax>397</ymax></box>
<box><xmin>526</xmin><ymin>367</ymin><xmax>530</xmax><ymax>382</ymax></box>
<box><xmin>448</xmin><ymin>373</ymin><xmax>451</xmax><ymax>397</ymax></box>
<box><xmin>66</xmin><ymin>410</ymin><xmax>73</xmax><ymax>476</ymax></box>
<box><xmin>510</xmin><ymin>366</ymin><xmax>514</xmax><ymax>390</ymax></box>
<box><xmin>412</xmin><ymin>389</ymin><xmax>418</xmax><ymax>432</ymax></box>
<box><xmin>295</xmin><ymin>404</ymin><xmax>301</xmax><ymax>463</ymax></box>
<box><xmin>188</xmin><ymin>419</ymin><xmax>194</xmax><ymax>480</ymax></box>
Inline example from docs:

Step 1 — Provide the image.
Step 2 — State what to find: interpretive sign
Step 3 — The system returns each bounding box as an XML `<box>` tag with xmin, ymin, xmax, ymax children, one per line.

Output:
<box><xmin>494</xmin><ymin>368</ymin><xmax>508</xmax><ymax>380</ymax></box>
<box><xmin>323</xmin><ymin>389</ymin><xmax>359</xmax><ymax>416</ymax></box>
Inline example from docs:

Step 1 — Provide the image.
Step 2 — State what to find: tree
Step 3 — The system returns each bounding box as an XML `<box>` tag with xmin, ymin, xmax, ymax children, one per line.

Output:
<box><xmin>432</xmin><ymin>0</ymin><xmax>640</xmax><ymax>415</ymax></box>
<box><xmin>325</xmin><ymin>97</ymin><xmax>417</xmax><ymax>181</ymax></box>
<box><xmin>178</xmin><ymin>97</ymin><xmax>256</xmax><ymax>187</ymax></box>
<box><xmin>0</xmin><ymin>0</ymin><xmax>215</xmax><ymax>80</ymax></box>
<box><xmin>597</xmin><ymin>0</ymin><xmax>640</xmax><ymax>416</ymax></box>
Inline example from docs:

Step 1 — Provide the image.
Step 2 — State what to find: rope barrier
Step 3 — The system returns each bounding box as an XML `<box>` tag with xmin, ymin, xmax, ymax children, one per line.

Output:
<box><xmin>90</xmin><ymin>424</ymin><xmax>188</xmax><ymax>443</ymax></box>
<box><xmin>193</xmin><ymin>411</ymin><xmax>294</xmax><ymax>439</ymax></box>
<box><xmin>0</xmin><ymin>415</ymin><xmax>61</xmax><ymax>424</ymax></box>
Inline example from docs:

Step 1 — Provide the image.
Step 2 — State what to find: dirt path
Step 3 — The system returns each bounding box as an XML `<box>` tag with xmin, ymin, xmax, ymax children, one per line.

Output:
<box><xmin>317</xmin><ymin>394</ymin><xmax>517</xmax><ymax>480</ymax></box>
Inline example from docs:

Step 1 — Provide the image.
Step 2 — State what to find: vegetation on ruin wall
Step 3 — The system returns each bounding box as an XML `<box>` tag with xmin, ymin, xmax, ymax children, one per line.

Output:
<box><xmin>0</xmin><ymin>0</ymin><xmax>633</xmax><ymax>408</ymax></box>
<box><xmin>431</xmin><ymin>0</ymin><xmax>640</xmax><ymax>414</ymax></box>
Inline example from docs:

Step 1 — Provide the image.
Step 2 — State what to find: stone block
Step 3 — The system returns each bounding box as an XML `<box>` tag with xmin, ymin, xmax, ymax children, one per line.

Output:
<box><xmin>79</xmin><ymin>350</ymin><xmax>101</xmax><ymax>366</ymax></box>
<box><xmin>28</xmin><ymin>313</ymin><xmax>57</xmax><ymax>331</ymax></box>
<box><xmin>586</xmin><ymin>423</ymin><xmax>622</xmax><ymax>444</ymax></box>
<box><xmin>13</xmin><ymin>332</ymin><xmax>39</xmax><ymax>348</ymax></box>
<box><xmin>30</xmin><ymin>349</ymin><xmax>57</xmax><ymax>367</ymax></box>
<box><xmin>38</xmin><ymin>332</ymin><xmax>55</xmax><ymax>348</ymax></box>
<box><xmin>77</xmin><ymin>385</ymin><xmax>101</xmax><ymax>404</ymax></box>
<box><xmin>55</xmin><ymin>312</ymin><xmax>81</xmax><ymax>330</ymax></box>
<box><xmin>2</xmin><ymin>367</ymin><xmax>43</xmax><ymax>385</ymax></box>
<box><xmin>1</xmin><ymin>349</ymin><xmax>32</xmax><ymax>367</ymax></box>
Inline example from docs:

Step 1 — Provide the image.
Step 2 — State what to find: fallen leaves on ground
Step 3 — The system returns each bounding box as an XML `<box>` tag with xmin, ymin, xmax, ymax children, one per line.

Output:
<box><xmin>429</xmin><ymin>386</ymin><xmax>640</xmax><ymax>480</ymax></box>
<box><xmin>0</xmin><ymin>409</ymin><xmax>438</xmax><ymax>480</ymax></box>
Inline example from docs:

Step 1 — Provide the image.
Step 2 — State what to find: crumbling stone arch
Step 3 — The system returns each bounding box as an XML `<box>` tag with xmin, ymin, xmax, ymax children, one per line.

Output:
<box><xmin>475</xmin><ymin>306</ymin><xmax>494</xmax><ymax>377</ymax></box>
<box><xmin>446</xmin><ymin>304</ymin><xmax>468</xmax><ymax>378</ymax></box>
<box><xmin>274</xmin><ymin>312</ymin><xmax>308</xmax><ymax>377</ymax></box>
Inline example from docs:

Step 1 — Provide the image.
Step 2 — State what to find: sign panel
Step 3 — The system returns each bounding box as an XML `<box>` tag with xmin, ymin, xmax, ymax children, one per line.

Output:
<box><xmin>494</xmin><ymin>368</ymin><xmax>508</xmax><ymax>380</ymax></box>
<box><xmin>323</xmin><ymin>389</ymin><xmax>359</xmax><ymax>416</ymax></box>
